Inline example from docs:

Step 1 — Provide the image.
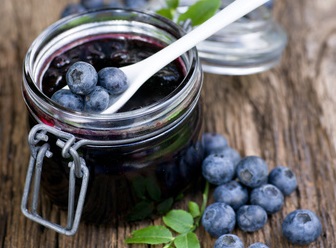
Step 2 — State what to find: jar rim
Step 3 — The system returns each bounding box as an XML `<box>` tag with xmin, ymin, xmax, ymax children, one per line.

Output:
<box><xmin>23</xmin><ymin>8</ymin><xmax>200</xmax><ymax>126</ymax></box>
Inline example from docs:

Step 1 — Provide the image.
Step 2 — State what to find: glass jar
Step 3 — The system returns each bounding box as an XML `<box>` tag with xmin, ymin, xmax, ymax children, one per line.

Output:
<box><xmin>21</xmin><ymin>8</ymin><xmax>204</xmax><ymax>235</ymax></box>
<box><xmin>195</xmin><ymin>0</ymin><xmax>287</xmax><ymax>75</ymax></box>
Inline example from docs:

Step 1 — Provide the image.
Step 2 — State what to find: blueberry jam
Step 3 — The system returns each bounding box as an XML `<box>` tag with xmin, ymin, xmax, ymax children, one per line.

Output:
<box><xmin>42</xmin><ymin>35</ymin><xmax>185</xmax><ymax>112</ymax></box>
<box><xmin>35</xmin><ymin>109</ymin><xmax>204</xmax><ymax>224</ymax></box>
<box><xmin>30</xmin><ymin>35</ymin><xmax>204</xmax><ymax>224</ymax></box>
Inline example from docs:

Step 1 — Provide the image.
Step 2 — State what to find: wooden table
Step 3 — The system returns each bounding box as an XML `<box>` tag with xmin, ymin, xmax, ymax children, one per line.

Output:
<box><xmin>1</xmin><ymin>1</ymin><xmax>335</xmax><ymax>247</ymax></box>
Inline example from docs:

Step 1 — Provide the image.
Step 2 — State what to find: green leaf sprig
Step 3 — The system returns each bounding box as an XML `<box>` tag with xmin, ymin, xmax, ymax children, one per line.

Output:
<box><xmin>156</xmin><ymin>0</ymin><xmax>221</xmax><ymax>27</ymax></box>
<box><xmin>127</xmin><ymin>176</ymin><xmax>176</xmax><ymax>222</ymax></box>
<box><xmin>125</xmin><ymin>181</ymin><xmax>210</xmax><ymax>248</ymax></box>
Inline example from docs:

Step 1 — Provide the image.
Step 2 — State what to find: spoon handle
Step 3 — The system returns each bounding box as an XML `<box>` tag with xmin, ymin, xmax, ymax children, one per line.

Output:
<box><xmin>102</xmin><ymin>0</ymin><xmax>270</xmax><ymax>114</ymax></box>
<box><xmin>122</xmin><ymin>0</ymin><xmax>270</xmax><ymax>84</ymax></box>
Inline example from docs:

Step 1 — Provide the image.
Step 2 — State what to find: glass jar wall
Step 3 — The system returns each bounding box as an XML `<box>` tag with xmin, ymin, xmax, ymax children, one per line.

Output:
<box><xmin>21</xmin><ymin>8</ymin><xmax>204</xmax><ymax>235</ymax></box>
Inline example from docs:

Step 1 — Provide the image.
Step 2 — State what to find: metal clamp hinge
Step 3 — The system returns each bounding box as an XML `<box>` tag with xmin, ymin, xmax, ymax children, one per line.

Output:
<box><xmin>21</xmin><ymin>124</ymin><xmax>89</xmax><ymax>236</ymax></box>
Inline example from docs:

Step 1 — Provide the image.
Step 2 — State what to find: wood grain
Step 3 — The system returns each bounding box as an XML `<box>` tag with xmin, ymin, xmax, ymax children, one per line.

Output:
<box><xmin>1</xmin><ymin>0</ymin><xmax>336</xmax><ymax>247</ymax></box>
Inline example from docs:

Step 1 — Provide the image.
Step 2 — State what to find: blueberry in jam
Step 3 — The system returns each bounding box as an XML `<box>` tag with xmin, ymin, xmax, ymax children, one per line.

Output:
<box><xmin>66</xmin><ymin>61</ymin><xmax>98</xmax><ymax>95</ymax></box>
<box><xmin>51</xmin><ymin>88</ymin><xmax>84</xmax><ymax>111</ymax></box>
<box><xmin>97</xmin><ymin>67</ymin><xmax>128</xmax><ymax>95</ymax></box>
<box><xmin>84</xmin><ymin>86</ymin><xmax>110</xmax><ymax>113</ymax></box>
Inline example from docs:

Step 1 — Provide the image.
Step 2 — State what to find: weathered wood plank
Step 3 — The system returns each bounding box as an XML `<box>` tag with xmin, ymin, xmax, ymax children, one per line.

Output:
<box><xmin>1</xmin><ymin>0</ymin><xmax>336</xmax><ymax>247</ymax></box>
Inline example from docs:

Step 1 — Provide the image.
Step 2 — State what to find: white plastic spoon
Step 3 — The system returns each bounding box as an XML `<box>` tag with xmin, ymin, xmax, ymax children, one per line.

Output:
<box><xmin>101</xmin><ymin>0</ymin><xmax>269</xmax><ymax>114</ymax></box>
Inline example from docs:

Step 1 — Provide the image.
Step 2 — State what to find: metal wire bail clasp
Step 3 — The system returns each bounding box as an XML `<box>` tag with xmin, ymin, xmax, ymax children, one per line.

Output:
<box><xmin>21</xmin><ymin>124</ymin><xmax>89</xmax><ymax>236</ymax></box>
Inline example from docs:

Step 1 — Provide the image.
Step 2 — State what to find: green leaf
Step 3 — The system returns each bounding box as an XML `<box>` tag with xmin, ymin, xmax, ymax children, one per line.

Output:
<box><xmin>132</xmin><ymin>176</ymin><xmax>147</xmax><ymax>200</ymax></box>
<box><xmin>157</xmin><ymin>197</ymin><xmax>174</xmax><ymax>215</ymax></box>
<box><xmin>166</xmin><ymin>0</ymin><xmax>179</xmax><ymax>9</ymax></box>
<box><xmin>175</xmin><ymin>193</ymin><xmax>184</xmax><ymax>201</ymax></box>
<box><xmin>156</xmin><ymin>8</ymin><xmax>174</xmax><ymax>20</ymax></box>
<box><xmin>146</xmin><ymin>177</ymin><xmax>161</xmax><ymax>202</ymax></box>
<box><xmin>163</xmin><ymin>210</ymin><xmax>194</xmax><ymax>234</ymax></box>
<box><xmin>127</xmin><ymin>200</ymin><xmax>154</xmax><ymax>221</ymax></box>
<box><xmin>178</xmin><ymin>0</ymin><xmax>221</xmax><ymax>26</ymax></box>
<box><xmin>125</xmin><ymin>225</ymin><xmax>174</xmax><ymax>245</ymax></box>
<box><xmin>188</xmin><ymin>201</ymin><xmax>201</xmax><ymax>218</ymax></box>
<box><xmin>174</xmin><ymin>232</ymin><xmax>201</xmax><ymax>248</ymax></box>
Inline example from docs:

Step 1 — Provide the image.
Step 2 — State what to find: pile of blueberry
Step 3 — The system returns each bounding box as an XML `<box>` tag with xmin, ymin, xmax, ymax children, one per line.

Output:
<box><xmin>200</xmin><ymin>133</ymin><xmax>322</xmax><ymax>247</ymax></box>
<box><xmin>61</xmin><ymin>0</ymin><xmax>149</xmax><ymax>18</ymax></box>
<box><xmin>51</xmin><ymin>61</ymin><xmax>128</xmax><ymax>113</ymax></box>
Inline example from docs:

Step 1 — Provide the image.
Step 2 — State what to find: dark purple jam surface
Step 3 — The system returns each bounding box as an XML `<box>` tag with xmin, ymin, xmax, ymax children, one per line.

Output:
<box><xmin>42</xmin><ymin>36</ymin><xmax>185</xmax><ymax>112</ymax></box>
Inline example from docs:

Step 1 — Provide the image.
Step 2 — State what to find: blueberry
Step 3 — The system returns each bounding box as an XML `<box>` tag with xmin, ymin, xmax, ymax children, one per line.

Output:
<box><xmin>264</xmin><ymin>0</ymin><xmax>273</xmax><ymax>9</ymax></box>
<box><xmin>213</xmin><ymin>181</ymin><xmax>248</xmax><ymax>210</ymax></box>
<box><xmin>51</xmin><ymin>89</ymin><xmax>84</xmax><ymax>112</ymax></box>
<box><xmin>236</xmin><ymin>156</ymin><xmax>268</xmax><ymax>188</ymax></box>
<box><xmin>84</xmin><ymin>86</ymin><xmax>110</xmax><ymax>113</ymax></box>
<box><xmin>216</xmin><ymin>146</ymin><xmax>241</xmax><ymax>168</ymax></box>
<box><xmin>214</xmin><ymin>234</ymin><xmax>244</xmax><ymax>248</ymax></box>
<box><xmin>201</xmin><ymin>202</ymin><xmax>236</xmax><ymax>238</ymax></box>
<box><xmin>152</xmin><ymin>64</ymin><xmax>181</xmax><ymax>86</ymax></box>
<box><xmin>106</xmin><ymin>0</ymin><xmax>124</xmax><ymax>8</ymax></box>
<box><xmin>236</xmin><ymin>205</ymin><xmax>268</xmax><ymax>232</ymax></box>
<box><xmin>183</xmin><ymin>142</ymin><xmax>204</xmax><ymax>166</ymax></box>
<box><xmin>248</xmin><ymin>242</ymin><xmax>269</xmax><ymax>248</ymax></box>
<box><xmin>60</xmin><ymin>3</ymin><xmax>87</xmax><ymax>18</ymax></box>
<box><xmin>52</xmin><ymin>54</ymin><xmax>71</xmax><ymax>68</ymax></box>
<box><xmin>202</xmin><ymin>133</ymin><xmax>228</xmax><ymax>155</ymax></box>
<box><xmin>81</xmin><ymin>0</ymin><xmax>105</xmax><ymax>9</ymax></box>
<box><xmin>66</xmin><ymin>61</ymin><xmax>98</xmax><ymax>95</ymax></box>
<box><xmin>282</xmin><ymin>209</ymin><xmax>322</xmax><ymax>245</ymax></box>
<box><xmin>202</xmin><ymin>154</ymin><xmax>235</xmax><ymax>185</ymax></box>
<box><xmin>179</xmin><ymin>142</ymin><xmax>204</xmax><ymax>178</ymax></box>
<box><xmin>124</xmin><ymin>0</ymin><xmax>148</xmax><ymax>8</ymax></box>
<box><xmin>85</xmin><ymin>43</ymin><xmax>106</xmax><ymax>61</ymax></box>
<box><xmin>268</xmin><ymin>165</ymin><xmax>297</xmax><ymax>196</ymax></box>
<box><xmin>250</xmin><ymin>184</ymin><xmax>284</xmax><ymax>214</ymax></box>
<box><xmin>98</xmin><ymin>67</ymin><xmax>128</xmax><ymax>95</ymax></box>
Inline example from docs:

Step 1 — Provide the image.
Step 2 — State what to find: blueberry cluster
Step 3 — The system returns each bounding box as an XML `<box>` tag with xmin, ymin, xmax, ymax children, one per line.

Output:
<box><xmin>61</xmin><ymin>0</ymin><xmax>149</xmax><ymax>18</ymax></box>
<box><xmin>51</xmin><ymin>61</ymin><xmax>128</xmax><ymax>113</ymax></box>
<box><xmin>200</xmin><ymin>133</ymin><xmax>322</xmax><ymax>247</ymax></box>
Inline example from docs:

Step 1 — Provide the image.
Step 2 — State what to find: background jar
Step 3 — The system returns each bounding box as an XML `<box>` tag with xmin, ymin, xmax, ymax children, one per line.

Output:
<box><xmin>195</xmin><ymin>0</ymin><xmax>287</xmax><ymax>75</ymax></box>
<box><xmin>21</xmin><ymin>8</ymin><xmax>204</xmax><ymax>235</ymax></box>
